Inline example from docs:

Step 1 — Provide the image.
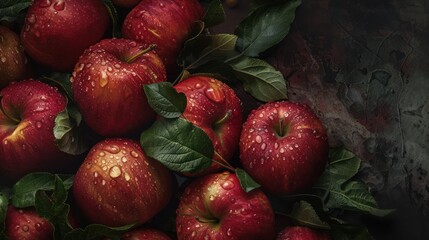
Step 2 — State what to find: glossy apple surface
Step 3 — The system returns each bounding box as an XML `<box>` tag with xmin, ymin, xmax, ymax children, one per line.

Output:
<box><xmin>174</xmin><ymin>76</ymin><xmax>243</xmax><ymax>175</ymax></box>
<box><xmin>277</xmin><ymin>226</ymin><xmax>331</xmax><ymax>240</ymax></box>
<box><xmin>122</xmin><ymin>0</ymin><xmax>204</xmax><ymax>72</ymax></box>
<box><xmin>0</xmin><ymin>79</ymin><xmax>70</xmax><ymax>182</ymax></box>
<box><xmin>239</xmin><ymin>101</ymin><xmax>329</xmax><ymax>195</ymax></box>
<box><xmin>0</xmin><ymin>26</ymin><xmax>28</xmax><ymax>89</ymax></box>
<box><xmin>5</xmin><ymin>206</ymin><xmax>54</xmax><ymax>240</ymax></box>
<box><xmin>71</xmin><ymin>38</ymin><xmax>166</xmax><ymax>137</ymax></box>
<box><xmin>73</xmin><ymin>138</ymin><xmax>173</xmax><ymax>227</ymax></box>
<box><xmin>21</xmin><ymin>0</ymin><xmax>109</xmax><ymax>71</ymax></box>
<box><xmin>176</xmin><ymin>171</ymin><xmax>275</xmax><ymax>240</ymax></box>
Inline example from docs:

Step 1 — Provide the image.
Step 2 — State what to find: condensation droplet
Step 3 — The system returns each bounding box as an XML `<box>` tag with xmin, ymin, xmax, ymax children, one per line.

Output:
<box><xmin>103</xmin><ymin>145</ymin><xmax>120</xmax><ymax>154</ymax></box>
<box><xmin>53</xmin><ymin>0</ymin><xmax>65</xmax><ymax>11</ymax></box>
<box><xmin>130</xmin><ymin>151</ymin><xmax>139</xmax><ymax>158</ymax></box>
<box><xmin>204</xmin><ymin>88</ymin><xmax>224</xmax><ymax>103</ymax></box>
<box><xmin>255</xmin><ymin>135</ymin><xmax>262</xmax><ymax>143</ymax></box>
<box><xmin>109</xmin><ymin>166</ymin><xmax>122</xmax><ymax>178</ymax></box>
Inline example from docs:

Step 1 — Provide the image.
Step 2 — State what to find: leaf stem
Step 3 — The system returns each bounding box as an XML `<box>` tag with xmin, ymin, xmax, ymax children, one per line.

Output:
<box><xmin>125</xmin><ymin>44</ymin><xmax>156</xmax><ymax>63</ymax></box>
<box><xmin>213</xmin><ymin>151</ymin><xmax>235</xmax><ymax>172</ymax></box>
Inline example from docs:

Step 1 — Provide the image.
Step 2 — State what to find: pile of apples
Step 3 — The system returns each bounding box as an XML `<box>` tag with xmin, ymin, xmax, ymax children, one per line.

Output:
<box><xmin>0</xmin><ymin>0</ymin><xmax>330</xmax><ymax>239</ymax></box>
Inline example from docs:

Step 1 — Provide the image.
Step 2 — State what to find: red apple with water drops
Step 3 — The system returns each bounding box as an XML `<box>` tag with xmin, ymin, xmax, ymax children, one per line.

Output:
<box><xmin>239</xmin><ymin>101</ymin><xmax>329</xmax><ymax>195</ymax></box>
<box><xmin>73</xmin><ymin>138</ymin><xmax>173</xmax><ymax>227</ymax></box>
<box><xmin>176</xmin><ymin>171</ymin><xmax>276</xmax><ymax>240</ymax></box>
<box><xmin>4</xmin><ymin>206</ymin><xmax>54</xmax><ymax>240</ymax></box>
<box><xmin>0</xmin><ymin>79</ymin><xmax>72</xmax><ymax>182</ymax></box>
<box><xmin>122</xmin><ymin>0</ymin><xmax>204</xmax><ymax>73</ymax></box>
<box><xmin>20</xmin><ymin>0</ymin><xmax>110</xmax><ymax>71</ymax></box>
<box><xmin>71</xmin><ymin>38</ymin><xmax>166</xmax><ymax>137</ymax></box>
<box><xmin>277</xmin><ymin>226</ymin><xmax>331</xmax><ymax>240</ymax></box>
<box><xmin>0</xmin><ymin>26</ymin><xmax>28</xmax><ymax>89</ymax></box>
<box><xmin>174</xmin><ymin>76</ymin><xmax>243</xmax><ymax>175</ymax></box>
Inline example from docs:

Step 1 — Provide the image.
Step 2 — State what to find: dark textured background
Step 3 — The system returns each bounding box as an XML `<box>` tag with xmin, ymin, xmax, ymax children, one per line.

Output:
<box><xmin>217</xmin><ymin>0</ymin><xmax>429</xmax><ymax>239</ymax></box>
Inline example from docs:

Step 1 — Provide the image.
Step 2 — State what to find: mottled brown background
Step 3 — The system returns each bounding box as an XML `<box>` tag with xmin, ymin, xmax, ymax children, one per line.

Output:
<box><xmin>217</xmin><ymin>0</ymin><xmax>429</xmax><ymax>239</ymax></box>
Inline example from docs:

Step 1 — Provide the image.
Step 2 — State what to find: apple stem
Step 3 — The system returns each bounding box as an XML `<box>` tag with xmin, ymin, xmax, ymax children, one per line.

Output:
<box><xmin>277</xmin><ymin>118</ymin><xmax>288</xmax><ymax>137</ymax></box>
<box><xmin>196</xmin><ymin>216</ymin><xmax>219</xmax><ymax>224</ymax></box>
<box><xmin>0</xmin><ymin>96</ymin><xmax>20</xmax><ymax>124</ymax></box>
<box><xmin>125</xmin><ymin>44</ymin><xmax>157</xmax><ymax>63</ymax></box>
<box><xmin>213</xmin><ymin>110</ymin><xmax>232</xmax><ymax>130</ymax></box>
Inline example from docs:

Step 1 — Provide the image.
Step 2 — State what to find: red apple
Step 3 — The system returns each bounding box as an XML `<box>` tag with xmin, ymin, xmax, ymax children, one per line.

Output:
<box><xmin>176</xmin><ymin>171</ymin><xmax>275</xmax><ymax>240</ymax></box>
<box><xmin>174</xmin><ymin>76</ymin><xmax>243</xmax><ymax>175</ymax></box>
<box><xmin>122</xmin><ymin>0</ymin><xmax>204</xmax><ymax>73</ymax></box>
<box><xmin>0</xmin><ymin>26</ymin><xmax>28</xmax><ymax>88</ymax></box>
<box><xmin>239</xmin><ymin>101</ymin><xmax>329</xmax><ymax>195</ymax></box>
<box><xmin>0</xmin><ymin>79</ymin><xmax>71</xmax><ymax>182</ymax></box>
<box><xmin>120</xmin><ymin>228</ymin><xmax>172</xmax><ymax>240</ymax></box>
<box><xmin>277</xmin><ymin>226</ymin><xmax>330</xmax><ymax>240</ymax></box>
<box><xmin>20</xmin><ymin>0</ymin><xmax>110</xmax><ymax>71</ymax></box>
<box><xmin>71</xmin><ymin>38</ymin><xmax>166</xmax><ymax>137</ymax></box>
<box><xmin>5</xmin><ymin>206</ymin><xmax>54</xmax><ymax>240</ymax></box>
<box><xmin>73</xmin><ymin>138</ymin><xmax>173</xmax><ymax>227</ymax></box>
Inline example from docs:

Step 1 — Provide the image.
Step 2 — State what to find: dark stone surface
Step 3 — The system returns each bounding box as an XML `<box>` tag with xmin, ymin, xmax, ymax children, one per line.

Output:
<box><xmin>218</xmin><ymin>0</ymin><xmax>429</xmax><ymax>239</ymax></box>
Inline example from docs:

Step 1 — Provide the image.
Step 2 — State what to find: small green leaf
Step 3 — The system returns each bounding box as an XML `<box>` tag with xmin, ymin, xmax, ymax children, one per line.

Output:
<box><xmin>144</xmin><ymin>82</ymin><xmax>187</xmax><ymax>118</ymax></box>
<box><xmin>35</xmin><ymin>176</ymin><xmax>73</xmax><ymax>239</ymax></box>
<box><xmin>0</xmin><ymin>192</ymin><xmax>8</xmax><ymax>237</ymax></box>
<box><xmin>0</xmin><ymin>0</ymin><xmax>31</xmax><ymax>22</ymax></box>
<box><xmin>235</xmin><ymin>0</ymin><xmax>301</xmax><ymax>56</ymax></box>
<box><xmin>140</xmin><ymin>118</ymin><xmax>213</xmax><ymax>173</ymax></box>
<box><xmin>54</xmin><ymin>105</ymin><xmax>88</xmax><ymax>155</ymax></box>
<box><xmin>235</xmin><ymin>168</ymin><xmax>261</xmax><ymax>192</ymax></box>
<box><xmin>229</xmin><ymin>56</ymin><xmax>287</xmax><ymax>102</ymax></box>
<box><xmin>179</xmin><ymin>34</ymin><xmax>238</xmax><ymax>69</ymax></box>
<box><xmin>102</xmin><ymin>0</ymin><xmax>119</xmax><ymax>37</ymax></box>
<box><xmin>203</xmin><ymin>0</ymin><xmax>225</xmax><ymax>28</ymax></box>
<box><xmin>288</xmin><ymin>201</ymin><xmax>330</xmax><ymax>230</ymax></box>
<box><xmin>64</xmin><ymin>223</ymin><xmax>135</xmax><ymax>240</ymax></box>
<box><xmin>11</xmin><ymin>173</ymin><xmax>73</xmax><ymax>208</ymax></box>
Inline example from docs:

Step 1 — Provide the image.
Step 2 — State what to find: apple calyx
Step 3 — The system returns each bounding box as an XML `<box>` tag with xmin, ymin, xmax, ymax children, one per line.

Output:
<box><xmin>0</xmin><ymin>96</ymin><xmax>20</xmax><ymax>124</ymax></box>
<box><xmin>125</xmin><ymin>44</ymin><xmax>157</xmax><ymax>63</ymax></box>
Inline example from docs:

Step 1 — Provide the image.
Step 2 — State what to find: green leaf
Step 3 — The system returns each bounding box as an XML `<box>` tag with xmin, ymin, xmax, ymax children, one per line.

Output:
<box><xmin>235</xmin><ymin>168</ymin><xmax>261</xmax><ymax>192</ymax></box>
<box><xmin>144</xmin><ymin>82</ymin><xmax>187</xmax><ymax>119</ymax></box>
<box><xmin>0</xmin><ymin>192</ymin><xmax>8</xmax><ymax>237</ymax></box>
<box><xmin>35</xmin><ymin>176</ymin><xmax>73</xmax><ymax>239</ymax></box>
<box><xmin>288</xmin><ymin>201</ymin><xmax>330</xmax><ymax>230</ymax></box>
<box><xmin>202</xmin><ymin>0</ymin><xmax>225</xmax><ymax>28</ymax></box>
<box><xmin>11</xmin><ymin>173</ymin><xmax>73</xmax><ymax>208</ymax></box>
<box><xmin>54</xmin><ymin>105</ymin><xmax>88</xmax><ymax>155</ymax></box>
<box><xmin>235</xmin><ymin>0</ymin><xmax>301</xmax><ymax>56</ymax></box>
<box><xmin>64</xmin><ymin>224</ymin><xmax>134</xmax><ymax>240</ymax></box>
<box><xmin>326</xmin><ymin>181</ymin><xmax>394</xmax><ymax>217</ymax></box>
<box><xmin>313</xmin><ymin>148</ymin><xmax>394</xmax><ymax>217</ymax></box>
<box><xmin>179</xmin><ymin>33</ymin><xmax>238</xmax><ymax>69</ymax></box>
<box><xmin>102</xmin><ymin>0</ymin><xmax>119</xmax><ymax>37</ymax></box>
<box><xmin>140</xmin><ymin>118</ymin><xmax>213</xmax><ymax>173</ymax></box>
<box><xmin>229</xmin><ymin>56</ymin><xmax>287</xmax><ymax>102</ymax></box>
<box><xmin>0</xmin><ymin>0</ymin><xmax>31</xmax><ymax>22</ymax></box>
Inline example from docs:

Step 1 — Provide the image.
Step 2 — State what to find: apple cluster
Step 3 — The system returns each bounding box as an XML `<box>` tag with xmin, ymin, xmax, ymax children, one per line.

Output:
<box><xmin>0</xmin><ymin>0</ymin><xmax>331</xmax><ymax>239</ymax></box>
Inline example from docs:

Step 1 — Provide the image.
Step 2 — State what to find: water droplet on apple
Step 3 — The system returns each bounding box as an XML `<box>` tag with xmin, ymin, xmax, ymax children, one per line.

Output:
<box><xmin>0</xmin><ymin>56</ymin><xmax>6</xmax><ymax>63</ymax></box>
<box><xmin>261</xmin><ymin>143</ymin><xmax>266</xmax><ymax>150</ymax></box>
<box><xmin>53</xmin><ymin>0</ymin><xmax>65</xmax><ymax>11</ymax></box>
<box><xmin>35</xmin><ymin>223</ymin><xmax>42</xmax><ymax>230</ymax></box>
<box><xmin>114</xmin><ymin>63</ymin><xmax>121</xmax><ymax>69</ymax></box>
<box><xmin>294</xmin><ymin>144</ymin><xmax>299</xmax><ymax>148</ymax></box>
<box><xmin>109</xmin><ymin>166</ymin><xmax>122</xmax><ymax>178</ymax></box>
<box><xmin>27</xmin><ymin>14</ymin><xmax>36</xmax><ymax>24</ymax></box>
<box><xmin>289</xmin><ymin>146</ymin><xmax>294</xmax><ymax>150</ymax></box>
<box><xmin>221</xmin><ymin>180</ymin><xmax>234</xmax><ymax>190</ymax></box>
<box><xmin>204</xmin><ymin>88</ymin><xmax>224</xmax><ymax>103</ymax></box>
<box><xmin>38</xmin><ymin>0</ymin><xmax>52</xmax><ymax>8</ymax></box>
<box><xmin>121</xmin><ymin>156</ymin><xmax>128</xmax><ymax>163</ymax></box>
<box><xmin>280</xmin><ymin>147</ymin><xmax>285</xmax><ymax>153</ymax></box>
<box><xmin>255</xmin><ymin>135</ymin><xmax>262</xmax><ymax>143</ymax></box>
<box><xmin>124</xmin><ymin>172</ymin><xmax>131</xmax><ymax>181</ymax></box>
<box><xmin>191</xmin><ymin>231</ymin><xmax>196</xmax><ymax>237</ymax></box>
<box><xmin>130</xmin><ymin>151</ymin><xmax>139</xmax><ymax>158</ymax></box>
<box><xmin>261</xmin><ymin>158</ymin><xmax>265</xmax><ymax>164</ymax></box>
<box><xmin>22</xmin><ymin>225</ymin><xmax>29</xmax><ymax>232</ymax></box>
<box><xmin>274</xmin><ymin>142</ymin><xmax>279</xmax><ymax>149</ymax></box>
<box><xmin>226</xmin><ymin>228</ymin><xmax>232</xmax><ymax>236</ymax></box>
<box><xmin>107</xmin><ymin>66</ymin><xmax>113</xmax><ymax>72</ymax></box>
<box><xmin>98</xmin><ymin>151</ymin><xmax>106</xmax><ymax>157</ymax></box>
<box><xmin>195</xmin><ymin>83</ymin><xmax>203</xmax><ymax>89</ymax></box>
<box><xmin>159</xmin><ymin>3</ymin><xmax>165</xmax><ymax>7</ymax></box>
<box><xmin>103</xmin><ymin>144</ymin><xmax>120</xmax><ymax>154</ymax></box>
<box><xmin>101</xmin><ymin>179</ymin><xmax>106</xmax><ymax>185</ymax></box>
<box><xmin>99</xmin><ymin>71</ymin><xmax>108</xmax><ymax>87</ymax></box>
<box><xmin>93</xmin><ymin>171</ymin><xmax>98</xmax><ymax>177</ymax></box>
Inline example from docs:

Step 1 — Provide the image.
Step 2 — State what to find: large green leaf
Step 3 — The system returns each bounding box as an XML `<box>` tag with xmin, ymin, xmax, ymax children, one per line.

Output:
<box><xmin>0</xmin><ymin>0</ymin><xmax>31</xmax><ymax>22</ymax></box>
<box><xmin>235</xmin><ymin>0</ymin><xmax>301</xmax><ymax>56</ymax></box>
<box><xmin>229</xmin><ymin>56</ymin><xmax>288</xmax><ymax>102</ymax></box>
<box><xmin>179</xmin><ymin>34</ymin><xmax>238</xmax><ymax>69</ymax></box>
<box><xmin>11</xmin><ymin>173</ymin><xmax>73</xmax><ymax>208</ymax></box>
<box><xmin>288</xmin><ymin>200</ymin><xmax>330</xmax><ymax>230</ymax></box>
<box><xmin>235</xmin><ymin>168</ymin><xmax>261</xmax><ymax>193</ymax></box>
<box><xmin>144</xmin><ymin>82</ymin><xmax>187</xmax><ymax>119</ymax></box>
<box><xmin>140</xmin><ymin>118</ymin><xmax>213</xmax><ymax>173</ymax></box>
